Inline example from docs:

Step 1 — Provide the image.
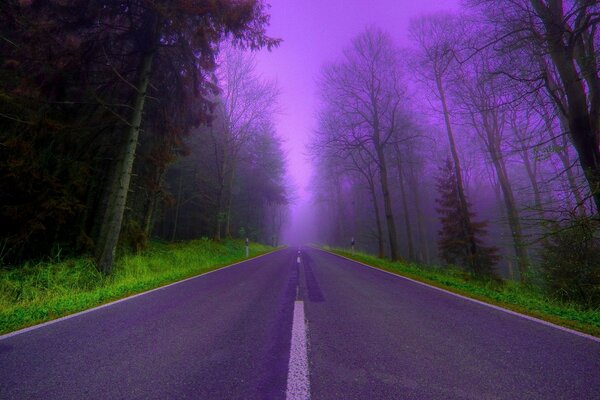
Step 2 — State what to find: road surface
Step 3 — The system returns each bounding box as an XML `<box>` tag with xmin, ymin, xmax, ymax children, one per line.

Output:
<box><xmin>1</xmin><ymin>247</ymin><xmax>599</xmax><ymax>399</ymax></box>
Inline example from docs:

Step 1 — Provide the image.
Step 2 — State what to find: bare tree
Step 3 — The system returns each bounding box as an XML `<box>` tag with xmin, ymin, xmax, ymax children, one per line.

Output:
<box><xmin>409</xmin><ymin>13</ymin><xmax>491</xmax><ymax>270</ymax></box>
<box><xmin>508</xmin><ymin>106</ymin><xmax>545</xmax><ymax>218</ymax></box>
<box><xmin>453</xmin><ymin>47</ymin><xmax>531</xmax><ymax>280</ymax></box>
<box><xmin>316</xmin><ymin>27</ymin><xmax>405</xmax><ymax>260</ymax></box>
<box><xmin>531</xmin><ymin>1</ymin><xmax>600</xmax><ymax>213</ymax></box>
<box><xmin>393</xmin><ymin>143</ymin><xmax>415</xmax><ymax>261</ymax></box>
<box><xmin>468</xmin><ymin>0</ymin><xmax>600</xmax><ymax>214</ymax></box>
<box><xmin>213</xmin><ymin>44</ymin><xmax>279</xmax><ymax>240</ymax></box>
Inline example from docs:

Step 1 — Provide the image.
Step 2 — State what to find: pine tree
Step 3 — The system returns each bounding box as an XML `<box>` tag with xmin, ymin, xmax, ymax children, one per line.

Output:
<box><xmin>435</xmin><ymin>158</ymin><xmax>499</xmax><ymax>278</ymax></box>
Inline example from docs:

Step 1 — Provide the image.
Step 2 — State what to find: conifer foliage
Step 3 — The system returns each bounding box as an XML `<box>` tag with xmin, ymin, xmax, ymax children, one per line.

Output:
<box><xmin>435</xmin><ymin>158</ymin><xmax>499</xmax><ymax>278</ymax></box>
<box><xmin>0</xmin><ymin>0</ymin><xmax>286</xmax><ymax>272</ymax></box>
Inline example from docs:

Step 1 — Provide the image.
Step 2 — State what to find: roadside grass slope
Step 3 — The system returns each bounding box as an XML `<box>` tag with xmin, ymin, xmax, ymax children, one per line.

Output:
<box><xmin>326</xmin><ymin>247</ymin><xmax>600</xmax><ymax>338</ymax></box>
<box><xmin>0</xmin><ymin>239</ymin><xmax>274</xmax><ymax>335</ymax></box>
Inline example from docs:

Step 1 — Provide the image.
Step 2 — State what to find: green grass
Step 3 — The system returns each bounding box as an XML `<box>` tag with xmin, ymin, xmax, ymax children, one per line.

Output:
<box><xmin>325</xmin><ymin>247</ymin><xmax>600</xmax><ymax>338</ymax></box>
<box><xmin>0</xmin><ymin>238</ymin><xmax>275</xmax><ymax>335</ymax></box>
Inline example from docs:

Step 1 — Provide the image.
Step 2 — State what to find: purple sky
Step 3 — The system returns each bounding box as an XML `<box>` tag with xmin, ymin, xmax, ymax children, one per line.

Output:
<box><xmin>254</xmin><ymin>0</ymin><xmax>459</xmax><ymax>243</ymax></box>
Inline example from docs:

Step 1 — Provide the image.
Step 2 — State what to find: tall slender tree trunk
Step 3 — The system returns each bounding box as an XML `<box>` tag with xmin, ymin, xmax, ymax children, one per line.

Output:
<box><xmin>171</xmin><ymin>170</ymin><xmax>184</xmax><ymax>241</ymax></box>
<box><xmin>487</xmin><ymin>140</ymin><xmax>530</xmax><ymax>281</ymax></box>
<box><xmin>374</xmin><ymin>135</ymin><xmax>399</xmax><ymax>261</ymax></box>
<box><xmin>395</xmin><ymin>147</ymin><xmax>415</xmax><ymax>261</ymax></box>
<box><xmin>95</xmin><ymin>49</ymin><xmax>155</xmax><ymax>275</ymax></box>
<box><xmin>214</xmin><ymin>152</ymin><xmax>228</xmax><ymax>241</ymax></box>
<box><xmin>558</xmin><ymin>149</ymin><xmax>587</xmax><ymax>216</ymax></box>
<box><xmin>521</xmin><ymin>145</ymin><xmax>544</xmax><ymax>217</ymax></box>
<box><xmin>554</xmin><ymin>122</ymin><xmax>587</xmax><ymax>216</ymax></box>
<box><xmin>368</xmin><ymin>178</ymin><xmax>385</xmax><ymax>258</ymax></box>
<box><xmin>224</xmin><ymin>163</ymin><xmax>236</xmax><ymax>237</ymax></box>
<box><xmin>214</xmin><ymin>184</ymin><xmax>223</xmax><ymax>241</ymax></box>
<box><xmin>143</xmin><ymin>194</ymin><xmax>157</xmax><ymax>238</ymax></box>
<box><xmin>531</xmin><ymin>5</ymin><xmax>600</xmax><ymax>214</ymax></box>
<box><xmin>541</xmin><ymin>107</ymin><xmax>587</xmax><ymax>215</ymax></box>
<box><xmin>436</xmin><ymin>76</ymin><xmax>479</xmax><ymax>265</ymax></box>
<box><xmin>409</xmin><ymin>163</ymin><xmax>427</xmax><ymax>263</ymax></box>
<box><xmin>334</xmin><ymin>175</ymin><xmax>345</xmax><ymax>246</ymax></box>
<box><xmin>554</xmin><ymin>72</ymin><xmax>600</xmax><ymax>215</ymax></box>
<box><xmin>143</xmin><ymin>167</ymin><xmax>165</xmax><ymax>238</ymax></box>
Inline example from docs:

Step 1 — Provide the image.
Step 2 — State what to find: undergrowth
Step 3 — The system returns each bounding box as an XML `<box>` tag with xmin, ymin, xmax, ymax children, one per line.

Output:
<box><xmin>0</xmin><ymin>239</ymin><xmax>274</xmax><ymax>334</ymax></box>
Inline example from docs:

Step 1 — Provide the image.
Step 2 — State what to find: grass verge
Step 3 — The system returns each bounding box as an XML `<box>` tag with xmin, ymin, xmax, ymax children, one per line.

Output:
<box><xmin>0</xmin><ymin>238</ymin><xmax>275</xmax><ymax>335</ymax></box>
<box><xmin>325</xmin><ymin>247</ymin><xmax>600</xmax><ymax>338</ymax></box>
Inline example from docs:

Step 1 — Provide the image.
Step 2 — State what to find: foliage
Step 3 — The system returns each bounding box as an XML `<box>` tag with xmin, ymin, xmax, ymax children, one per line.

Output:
<box><xmin>0</xmin><ymin>0</ymin><xmax>284</xmax><ymax>269</ymax></box>
<box><xmin>0</xmin><ymin>239</ymin><xmax>274</xmax><ymax>334</ymax></box>
<box><xmin>435</xmin><ymin>158</ymin><xmax>500</xmax><ymax>278</ymax></box>
<box><xmin>540</xmin><ymin>217</ymin><xmax>600</xmax><ymax>307</ymax></box>
<box><xmin>151</xmin><ymin>121</ymin><xmax>288</xmax><ymax>244</ymax></box>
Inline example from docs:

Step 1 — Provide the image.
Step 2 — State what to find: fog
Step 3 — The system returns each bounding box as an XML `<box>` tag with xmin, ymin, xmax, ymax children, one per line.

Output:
<box><xmin>255</xmin><ymin>0</ymin><xmax>599</xmax><ymax>282</ymax></box>
<box><xmin>254</xmin><ymin>0</ymin><xmax>461</xmax><ymax>246</ymax></box>
<box><xmin>2</xmin><ymin>0</ymin><xmax>598</xmax><ymax>286</ymax></box>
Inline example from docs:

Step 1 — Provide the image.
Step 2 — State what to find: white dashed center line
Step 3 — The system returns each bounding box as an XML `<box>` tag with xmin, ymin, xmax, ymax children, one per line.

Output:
<box><xmin>285</xmin><ymin>300</ymin><xmax>310</xmax><ymax>400</ymax></box>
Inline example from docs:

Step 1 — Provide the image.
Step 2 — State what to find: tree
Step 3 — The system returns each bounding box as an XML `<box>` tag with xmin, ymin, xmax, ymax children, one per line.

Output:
<box><xmin>0</xmin><ymin>0</ymin><xmax>279</xmax><ymax>272</ymax></box>
<box><xmin>468</xmin><ymin>0</ymin><xmax>600</xmax><ymax>214</ymax></box>
<box><xmin>91</xmin><ymin>1</ymin><xmax>279</xmax><ymax>273</ymax></box>
<box><xmin>212</xmin><ymin>44</ymin><xmax>279</xmax><ymax>240</ymax></box>
<box><xmin>436</xmin><ymin>158</ymin><xmax>500</xmax><ymax>278</ymax></box>
<box><xmin>394</xmin><ymin>143</ymin><xmax>415</xmax><ymax>261</ymax></box>
<box><xmin>311</xmin><ymin>126</ymin><xmax>386</xmax><ymax>257</ymax></box>
<box><xmin>409</xmin><ymin>13</ymin><xmax>489</xmax><ymax>267</ymax></box>
<box><xmin>530</xmin><ymin>0</ymin><xmax>600</xmax><ymax>214</ymax></box>
<box><xmin>317</xmin><ymin>27</ymin><xmax>404</xmax><ymax>260</ymax></box>
<box><xmin>453</xmin><ymin>46</ymin><xmax>531</xmax><ymax>281</ymax></box>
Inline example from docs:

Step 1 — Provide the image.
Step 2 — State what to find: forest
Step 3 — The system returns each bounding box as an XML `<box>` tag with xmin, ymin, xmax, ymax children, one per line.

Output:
<box><xmin>1</xmin><ymin>2</ymin><xmax>599</xmax><ymax>398</ymax></box>
<box><xmin>1</xmin><ymin>0</ymin><xmax>599</xmax><ymax>312</ymax></box>
<box><xmin>0</xmin><ymin>0</ymin><xmax>288</xmax><ymax>274</ymax></box>
<box><xmin>310</xmin><ymin>1</ymin><xmax>600</xmax><ymax>307</ymax></box>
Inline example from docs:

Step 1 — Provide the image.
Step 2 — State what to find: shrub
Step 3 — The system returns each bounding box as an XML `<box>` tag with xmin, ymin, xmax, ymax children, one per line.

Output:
<box><xmin>540</xmin><ymin>217</ymin><xmax>600</xmax><ymax>307</ymax></box>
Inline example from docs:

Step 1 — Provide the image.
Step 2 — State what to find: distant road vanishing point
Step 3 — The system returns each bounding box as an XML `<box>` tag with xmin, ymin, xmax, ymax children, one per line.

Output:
<box><xmin>1</xmin><ymin>247</ymin><xmax>599</xmax><ymax>399</ymax></box>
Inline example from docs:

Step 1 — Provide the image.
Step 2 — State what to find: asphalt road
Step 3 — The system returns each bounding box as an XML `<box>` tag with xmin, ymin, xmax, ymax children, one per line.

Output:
<box><xmin>1</xmin><ymin>247</ymin><xmax>599</xmax><ymax>399</ymax></box>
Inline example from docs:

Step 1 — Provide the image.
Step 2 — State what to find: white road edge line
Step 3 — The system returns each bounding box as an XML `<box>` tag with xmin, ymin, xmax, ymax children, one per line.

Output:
<box><xmin>0</xmin><ymin>248</ymin><xmax>284</xmax><ymax>341</ymax></box>
<box><xmin>286</xmin><ymin>300</ymin><xmax>310</xmax><ymax>400</ymax></box>
<box><xmin>319</xmin><ymin>248</ymin><xmax>600</xmax><ymax>343</ymax></box>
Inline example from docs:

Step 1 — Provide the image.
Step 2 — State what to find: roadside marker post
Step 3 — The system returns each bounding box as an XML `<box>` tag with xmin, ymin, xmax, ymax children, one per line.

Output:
<box><xmin>245</xmin><ymin>237</ymin><xmax>249</xmax><ymax>258</ymax></box>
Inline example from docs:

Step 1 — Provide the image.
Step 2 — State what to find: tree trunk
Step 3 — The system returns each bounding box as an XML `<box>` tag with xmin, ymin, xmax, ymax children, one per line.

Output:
<box><xmin>532</xmin><ymin>0</ymin><xmax>600</xmax><ymax>213</ymax></box>
<box><xmin>368</xmin><ymin>177</ymin><xmax>385</xmax><ymax>258</ymax></box>
<box><xmin>224</xmin><ymin>163</ymin><xmax>236</xmax><ymax>237</ymax></box>
<box><xmin>521</xmin><ymin>144</ymin><xmax>544</xmax><ymax>217</ymax></box>
<box><xmin>214</xmin><ymin>157</ymin><xmax>227</xmax><ymax>241</ymax></box>
<box><xmin>436</xmin><ymin>76</ymin><xmax>479</xmax><ymax>265</ymax></box>
<box><xmin>331</xmin><ymin>174</ymin><xmax>345</xmax><ymax>246</ymax></box>
<box><xmin>540</xmin><ymin>102</ymin><xmax>587</xmax><ymax>216</ymax></box>
<box><xmin>143</xmin><ymin>167</ymin><xmax>165</xmax><ymax>238</ymax></box>
<box><xmin>171</xmin><ymin>170</ymin><xmax>184</xmax><ymax>241</ymax></box>
<box><xmin>560</xmin><ymin>153</ymin><xmax>587</xmax><ymax>215</ymax></box>
<box><xmin>374</xmin><ymin>135</ymin><xmax>399</xmax><ymax>261</ymax></box>
<box><xmin>488</xmin><ymin>141</ymin><xmax>530</xmax><ymax>281</ymax></box>
<box><xmin>554</xmin><ymin>116</ymin><xmax>587</xmax><ymax>216</ymax></box>
<box><xmin>214</xmin><ymin>185</ymin><xmax>223</xmax><ymax>241</ymax></box>
<box><xmin>143</xmin><ymin>193</ymin><xmax>157</xmax><ymax>238</ymax></box>
<box><xmin>395</xmin><ymin>147</ymin><xmax>415</xmax><ymax>261</ymax></box>
<box><xmin>95</xmin><ymin>49</ymin><xmax>155</xmax><ymax>274</ymax></box>
<box><xmin>409</xmin><ymin>162</ymin><xmax>428</xmax><ymax>263</ymax></box>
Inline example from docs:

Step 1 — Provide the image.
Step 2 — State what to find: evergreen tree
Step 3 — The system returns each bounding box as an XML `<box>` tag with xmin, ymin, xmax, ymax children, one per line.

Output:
<box><xmin>435</xmin><ymin>158</ymin><xmax>499</xmax><ymax>278</ymax></box>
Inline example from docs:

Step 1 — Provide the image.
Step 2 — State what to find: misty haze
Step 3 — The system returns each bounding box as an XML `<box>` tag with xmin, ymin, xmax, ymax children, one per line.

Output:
<box><xmin>1</xmin><ymin>1</ymin><xmax>599</xmax><ymax>399</ymax></box>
